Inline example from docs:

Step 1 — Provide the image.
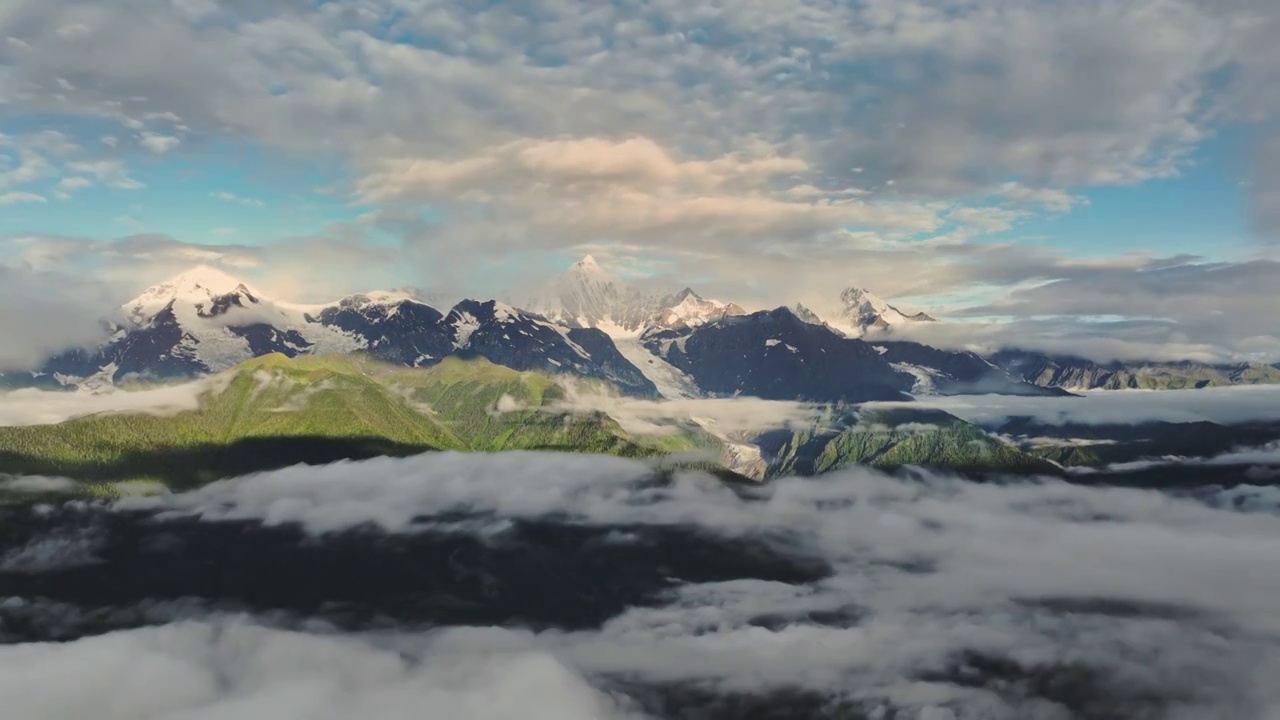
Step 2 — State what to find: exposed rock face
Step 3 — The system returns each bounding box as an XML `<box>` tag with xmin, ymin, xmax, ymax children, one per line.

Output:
<box><xmin>643</xmin><ymin>307</ymin><xmax>913</xmax><ymax>403</ymax></box>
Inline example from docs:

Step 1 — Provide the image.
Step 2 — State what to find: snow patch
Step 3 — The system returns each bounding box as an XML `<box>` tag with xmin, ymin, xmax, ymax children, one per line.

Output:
<box><xmin>612</xmin><ymin>338</ymin><xmax>701</xmax><ymax>399</ymax></box>
<box><xmin>891</xmin><ymin>362</ymin><xmax>945</xmax><ymax>395</ymax></box>
<box><xmin>452</xmin><ymin>312</ymin><xmax>480</xmax><ymax>350</ymax></box>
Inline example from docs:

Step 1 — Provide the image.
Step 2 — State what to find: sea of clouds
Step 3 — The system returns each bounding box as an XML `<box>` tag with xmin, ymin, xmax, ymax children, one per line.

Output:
<box><xmin>3</xmin><ymin>451</ymin><xmax>1280</xmax><ymax>719</ymax></box>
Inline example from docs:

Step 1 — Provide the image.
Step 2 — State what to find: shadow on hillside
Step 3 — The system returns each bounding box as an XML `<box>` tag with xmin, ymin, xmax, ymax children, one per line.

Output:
<box><xmin>0</xmin><ymin>436</ymin><xmax>437</xmax><ymax>489</ymax></box>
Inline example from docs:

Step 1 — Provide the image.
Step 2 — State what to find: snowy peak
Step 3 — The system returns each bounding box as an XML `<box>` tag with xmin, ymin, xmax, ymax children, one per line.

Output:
<box><xmin>525</xmin><ymin>255</ymin><xmax>625</xmax><ymax>329</ymax></box>
<box><xmin>570</xmin><ymin>254</ymin><xmax>605</xmax><ymax>275</ymax></box>
<box><xmin>835</xmin><ymin>287</ymin><xmax>936</xmax><ymax>335</ymax></box>
<box><xmin>524</xmin><ymin>258</ymin><xmax>747</xmax><ymax>337</ymax></box>
<box><xmin>125</xmin><ymin>265</ymin><xmax>262</xmax><ymax>323</ymax></box>
<box><xmin>654</xmin><ymin>289</ymin><xmax>747</xmax><ymax>330</ymax></box>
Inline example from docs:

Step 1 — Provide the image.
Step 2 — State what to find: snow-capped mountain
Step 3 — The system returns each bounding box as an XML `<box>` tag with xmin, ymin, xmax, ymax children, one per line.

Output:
<box><xmin>311</xmin><ymin>291</ymin><xmax>449</xmax><ymax>368</ymax></box>
<box><xmin>30</xmin><ymin>266</ymin><xmax>657</xmax><ymax>396</ymax></box>
<box><xmin>830</xmin><ymin>288</ymin><xmax>936</xmax><ymax>336</ymax></box>
<box><xmin>41</xmin><ymin>266</ymin><xmax>362</xmax><ymax>385</ymax></box>
<box><xmin>18</xmin><ymin>263</ymin><xmax>1249</xmax><ymax>403</ymax></box>
<box><xmin>641</xmin><ymin>307</ymin><xmax>914</xmax><ymax>403</ymax></box>
<box><xmin>640</xmin><ymin>307</ymin><xmax>1057</xmax><ymax>400</ymax></box>
<box><xmin>523</xmin><ymin>255</ymin><xmax>747</xmax><ymax>337</ymax></box>
<box><xmin>440</xmin><ymin>300</ymin><xmax>657</xmax><ymax>397</ymax></box>
<box><xmin>312</xmin><ymin>291</ymin><xmax>655</xmax><ymax>394</ymax></box>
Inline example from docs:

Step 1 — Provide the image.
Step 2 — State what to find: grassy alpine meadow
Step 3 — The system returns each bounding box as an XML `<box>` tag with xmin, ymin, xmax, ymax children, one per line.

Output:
<box><xmin>0</xmin><ymin>353</ymin><xmax>1082</xmax><ymax>496</ymax></box>
<box><xmin>0</xmin><ymin>354</ymin><xmax>719</xmax><ymax>491</ymax></box>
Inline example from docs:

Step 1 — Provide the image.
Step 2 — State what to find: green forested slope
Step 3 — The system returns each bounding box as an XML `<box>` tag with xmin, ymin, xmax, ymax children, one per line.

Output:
<box><xmin>0</xmin><ymin>354</ymin><xmax>695</xmax><ymax>486</ymax></box>
<box><xmin>767</xmin><ymin>407</ymin><xmax>1058</xmax><ymax>477</ymax></box>
<box><xmin>0</xmin><ymin>353</ymin><xmax>1066</xmax><ymax>491</ymax></box>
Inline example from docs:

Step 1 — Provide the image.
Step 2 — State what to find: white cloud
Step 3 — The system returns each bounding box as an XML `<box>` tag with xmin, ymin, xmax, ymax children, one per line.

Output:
<box><xmin>0</xmin><ymin>267</ymin><xmax>116</xmax><ymax>368</ymax></box>
<box><xmin>0</xmin><ymin>620</ymin><xmax>634</xmax><ymax>720</ymax></box>
<box><xmin>80</xmin><ymin>450</ymin><xmax>1280</xmax><ymax>715</ymax></box>
<box><xmin>358</xmin><ymin>135</ymin><xmax>942</xmax><ymax>254</ymax></box>
<box><xmin>868</xmin><ymin>385</ymin><xmax>1280</xmax><ymax>428</ymax></box>
<box><xmin>549</xmin><ymin>383</ymin><xmax>824</xmax><ymax>437</ymax></box>
<box><xmin>0</xmin><ymin>379</ymin><xmax>210</xmax><ymax>426</ymax></box>
<box><xmin>137</xmin><ymin>132</ymin><xmax>181</xmax><ymax>155</ymax></box>
<box><xmin>7</xmin><ymin>0</ymin><xmax>1260</xmax><ymax>202</ymax></box>
<box><xmin>947</xmin><ymin>206</ymin><xmax>1027</xmax><ymax>232</ymax></box>
<box><xmin>0</xmin><ymin>192</ymin><xmax>46</xmax><ymax>205</ymax></box>
<box><xmin>210</xmin><ymin>191</ymin><xmax>265</xmax><ymax>208</ymax></box>
<box><xmin>67</xmin><ymin>160</ymin><xmax>144</xmax><ymax>190</ymax></box>
<box><xmin>56</xmin><ymin>176</ymin><xmax>92</xmax><ymax>194</ymax></box>
<box><xmin>0</xmin><ymin>152</ymin><xmax>54</xmax><ymax>189</ymax></box>
<box><xmin>993</xmin><ymin>182</ymin><xmax>1087</xmax><ymax>213</ymax></box>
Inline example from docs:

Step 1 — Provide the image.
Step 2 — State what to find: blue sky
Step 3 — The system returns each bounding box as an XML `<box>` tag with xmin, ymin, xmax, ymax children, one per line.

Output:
<box><xmin>1</xmin><ymin>0</ymin><xmax>1278</xmax><ymax>361</ymax></box>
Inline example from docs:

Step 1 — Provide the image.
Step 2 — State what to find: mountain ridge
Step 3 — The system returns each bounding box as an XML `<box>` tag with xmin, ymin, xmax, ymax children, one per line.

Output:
<box><xmin>3</xmin><ymin>261</ymin><xmax>1277</xmax><ymax>399</ymax></box>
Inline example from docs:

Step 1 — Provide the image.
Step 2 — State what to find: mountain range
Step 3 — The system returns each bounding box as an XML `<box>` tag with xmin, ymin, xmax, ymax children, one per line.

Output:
<box><xmin>4</xmin><ymin>259</ymin><xmax>1278</xmax><ymax>397</ymax></box>
<box><xmin>0</xmin><ymin>353</ymin><xmax>1061</xmax><ymax>488</ymax></box>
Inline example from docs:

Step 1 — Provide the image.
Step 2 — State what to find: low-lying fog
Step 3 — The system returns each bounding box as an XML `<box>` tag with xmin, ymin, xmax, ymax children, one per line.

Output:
<box><xmin>873</xmin><ymin>384</ymin><xmax>1280</xmax><ymax>427</ymax></box>
<box><xmin>3</xmin><ymin>451</ymin><xmax>1280</xmax><ymax>719</ymax></box>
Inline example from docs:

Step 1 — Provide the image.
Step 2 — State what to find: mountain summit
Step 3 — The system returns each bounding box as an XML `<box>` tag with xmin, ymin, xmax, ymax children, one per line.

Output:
<box><xmin>524</xmin><ymin>255</ymin><xmax>746</xmax><ymax>337</ymax></box>
<box><xmin>124</xmin><ymin>265</ymin><xmax>261</xmax><ymax>323</ymax></box>
<box><xmin>833</xmin><ymin>287</ymin><xmax>936</xmax><ymax>335</ymax></box>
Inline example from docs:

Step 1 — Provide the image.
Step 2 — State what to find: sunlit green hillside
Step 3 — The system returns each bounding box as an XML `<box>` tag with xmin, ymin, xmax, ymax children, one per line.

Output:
<box><xmin>0</xmin><ymin>354</ymin><xmax>708</xmax><ymax>488</ymax></box>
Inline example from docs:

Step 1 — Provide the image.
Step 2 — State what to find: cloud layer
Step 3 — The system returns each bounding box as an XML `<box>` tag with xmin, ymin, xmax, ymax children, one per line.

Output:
<box><xmin>1</xmin><ymin>451</ymin><xmax>1273</xmax><ymax>717</ymax></box>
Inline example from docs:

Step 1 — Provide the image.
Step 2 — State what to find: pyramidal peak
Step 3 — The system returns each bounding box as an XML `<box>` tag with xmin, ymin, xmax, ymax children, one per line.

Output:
<box><xmin>569</xmin><ymin>254</ymin><xmax>606</xmax><ymax>275</ymax></box>
<box><xmin>835</xmin><ymin>286</ymin><xmax>936</xmax><ymax>334</ymax></box>
<box><xmin>840</xmin><ymin>287</ymin><xmax>891</xmax><ymax>313</ymax></box>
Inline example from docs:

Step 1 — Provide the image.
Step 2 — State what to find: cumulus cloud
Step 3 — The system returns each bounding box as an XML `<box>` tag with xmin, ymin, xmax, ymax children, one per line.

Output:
<box><xmin>358</xmin><ymin>136</ymin><xmax>940</xmax><ymax>255</ymax></box>
<box><xmin>83</xmin><ymin>451</ymin><xmax>1280</xmax><ymax>716</ymax></box>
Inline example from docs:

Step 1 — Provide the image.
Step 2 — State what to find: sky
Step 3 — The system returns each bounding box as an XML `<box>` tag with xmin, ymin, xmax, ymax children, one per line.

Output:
<box><xmin>1</xmin><ymin>0</ymin><xmax>1279</xmax><ymax>362</ymax></box>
